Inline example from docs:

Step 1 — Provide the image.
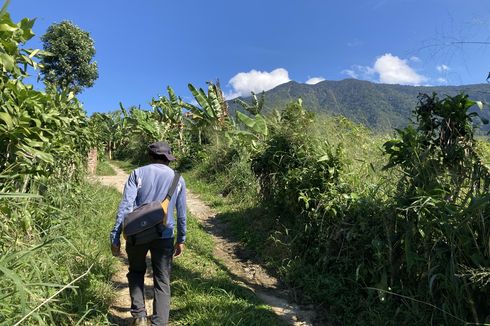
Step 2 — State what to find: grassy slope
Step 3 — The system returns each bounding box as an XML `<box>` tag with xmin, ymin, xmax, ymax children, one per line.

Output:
<box><xmin>177</xmin><ymin>119</ymin><xmax>400</xmax><ymax>324</ymax></box>
<box><xmin>1</xmin><ymin>177</ymin><xmax>283</xmax><ymax>325</ymax></box>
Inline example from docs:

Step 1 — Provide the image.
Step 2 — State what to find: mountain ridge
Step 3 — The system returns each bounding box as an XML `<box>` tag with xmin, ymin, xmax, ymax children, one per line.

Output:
<box><xmin>228</xmin><ymin>79</ymin><xmax>490</xmax><ymax>131</ymax></box>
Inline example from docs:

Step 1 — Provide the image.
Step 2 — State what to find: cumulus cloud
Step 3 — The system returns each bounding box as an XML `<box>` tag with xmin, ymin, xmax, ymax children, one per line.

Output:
<box><xmin>305</xmin><ymin>76</ymin><xmax>325</xmax><ymax>85</ymax></box>
<box><xmin>227</xmin><ymin>68</ymin><xmax>290</xmax><ymax>99</ymax></box>
<box><xmin>342</xmin><ymin>53</ymin><xmax>427</xmax><ymax>86</ymax></box>
<box><xmin>374</xmin><ymin>53</ymin><xmax>427</xmax><ymax>85</ymax></box>
<box><xmin>436</xmin><ymin>64</ymin><xmax>450</xmax><ymax>72</ymax></box>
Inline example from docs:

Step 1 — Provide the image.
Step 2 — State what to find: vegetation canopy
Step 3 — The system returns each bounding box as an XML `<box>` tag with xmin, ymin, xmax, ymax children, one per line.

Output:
<box><xmin>40</xmin><ymin>20</ymin><xmax>98</xmax><ymax>94</ymax></box>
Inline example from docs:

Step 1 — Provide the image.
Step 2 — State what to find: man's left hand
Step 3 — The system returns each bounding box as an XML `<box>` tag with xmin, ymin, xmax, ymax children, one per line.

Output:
<box><xmin>174</xmin><ymin>243</ymin><xmax>184</xmax><ymax>258</ymax></box>
<box><xmin>111</xmin><ymin>243</ymin><xmax>121</xmax><ymax>257</ymax></box>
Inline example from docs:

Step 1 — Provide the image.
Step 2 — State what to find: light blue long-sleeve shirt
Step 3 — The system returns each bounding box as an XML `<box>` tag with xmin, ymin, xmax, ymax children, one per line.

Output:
<box><xmin>110</xmin><ymin>163</ymin><xmax>187</xmax><ymax>246</ymax></box>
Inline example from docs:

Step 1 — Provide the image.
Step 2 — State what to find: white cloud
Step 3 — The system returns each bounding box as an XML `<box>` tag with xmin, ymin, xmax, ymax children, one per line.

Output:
<box><xmin>436</xmin><ymin>77</ymin><xmax>448</xmax><ymax>84</ymax></box>
<box><xmin>341</xmin><ymin>69</ymin><xmax>359</xmax><ymax>79</ymax></box>
<box><xmin>374</xmin><ymin>53</ymin><xmax>427</xmax><ymax>85</ymax></box>
<box><xmin>223</xmin><ymin>90</ymin><xmax>241</xmax><ymax>100</ymax></box>
<box><xmin>410</xmin><ymin>56</ymin><xmax>421</xmax><ymax>62</ymax></box>
<box><xmin>227</xmin><ymin>68</ymin><xmax>290</xmax><ymax>99</ymax></box>
<box><xmin>342</xmin><ymin>65</ymin><xmax>376</xmax><ymax>80</ymax></box>
<box><xmin>343</xmin><ymin>53</ymin><xmax>427</xmax><ymax>86</ymax></box>
<box><xmin>436</xmin><ymin>64</ymin><xmax>450</xmax><ymax>72</ymax></box>
<box><xmin>305</xmin><ymin>76</ymin><xmax>325</xmax><ymax>85</ymax></box>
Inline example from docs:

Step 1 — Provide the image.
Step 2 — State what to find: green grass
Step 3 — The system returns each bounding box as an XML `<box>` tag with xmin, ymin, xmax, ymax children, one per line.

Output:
<box><xmin>171</xmin><ymin>214</ymin><xmax>284</xmax><ymax>325</ymax></box>
<box><xmin>0</xmin><ymin>181</ymin><xmax>122</xmax><ymax>325</ymax></box>
<box><xmin>110</xmin><ymin>159</ymin><xmax>138</xmax><ymax>173</ymax></box>
<box><xmin>96</xmin><ymin>160</ymin><xmax>117</xmax><ymax>176</ymax></box>
<box><xmin>181</xmin><ymin>169</ymin><xmax>277</xmax><ymax>271</ymax></box>
<box><xmin>0</xmin><ymin>178</ymin><xmax>284</xmax><ymax>325</ymax></box>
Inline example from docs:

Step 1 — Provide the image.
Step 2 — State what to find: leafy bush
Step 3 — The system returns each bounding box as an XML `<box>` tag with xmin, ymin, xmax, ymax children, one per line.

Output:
<box><xmin>186</xmin><ymin>95</ymin><xmax>490</xmax><ymax>324</ymax></box>
<box><xmin>0</xmin><ymin>7</ymin><xmax>119</xmax><ymax>324</ymax></box>
<box><xmin>0</xmin><ymin>9</ymin><xmax>91</xmax><ymax>193</ymax></box>
<box><xmin>381</xmin><ymin>93</ymin><xmax>490</xmax><ymax>323</ymax></box>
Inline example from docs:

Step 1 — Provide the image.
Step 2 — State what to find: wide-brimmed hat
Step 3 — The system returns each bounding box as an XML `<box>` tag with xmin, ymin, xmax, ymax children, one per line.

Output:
<box><xmin>148</xmin><ymin>141</ymin><xmax>176</xmax><ymax>161</ymax></box>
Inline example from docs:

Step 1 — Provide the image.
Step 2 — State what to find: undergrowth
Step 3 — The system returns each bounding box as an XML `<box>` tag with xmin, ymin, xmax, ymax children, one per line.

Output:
<box><xmin>183</xmin><ymin>97</ymin><xmax>490</xmax><ymax>325</ymax></box>
<box><xmin>0</xmin><ymin>182</ymin><xmax>121</xmax><ymax>325</ymax></box>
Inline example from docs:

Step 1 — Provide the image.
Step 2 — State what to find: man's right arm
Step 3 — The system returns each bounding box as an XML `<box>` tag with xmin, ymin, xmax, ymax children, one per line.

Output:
<box><xmin>110</xmin><ymin>170</ymin><xmax>138</xmax><ymax>248</ymax></box>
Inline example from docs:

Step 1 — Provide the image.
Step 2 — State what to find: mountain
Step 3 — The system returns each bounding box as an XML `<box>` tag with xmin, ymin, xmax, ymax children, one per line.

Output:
<box><xmin>228</xmin><ymin>79</ymin><xmax>490</xmax><ymax>131</ymax></box>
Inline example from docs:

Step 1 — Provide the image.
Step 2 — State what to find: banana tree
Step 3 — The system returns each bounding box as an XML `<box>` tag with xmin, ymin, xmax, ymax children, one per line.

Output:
<box><xmin>89</xmin><ymin>111</ymin><xmax>126</xmax><ymax>160</ymax></box>
<box><xmin>182</xmin><ymin>81</ymin><xmax>229</xmax><ymax>145</ymax></box>
<box><xmin>123</xmin><ymin>106</ymin><xmax>167</xmax><ymax>141</ymax></box>
<box><xmin>150</xmin><ymin>86</ymin><xmax>186</xmax><ymax>153</ymax></box>
<box><xmin>233</xmin><ymin>91</ymin><xmax>265</xmax><ymax>115</ymax></box>
<box><xmin>227</xmin><ymin>110</ymin><xmax>269</xmax><ymax>153</ymax></box>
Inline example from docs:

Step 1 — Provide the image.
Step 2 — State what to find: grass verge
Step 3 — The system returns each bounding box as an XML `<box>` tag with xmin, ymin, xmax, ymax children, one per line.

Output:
<box><xmin>171</xmin><ymin>213</ymin><xmax>284</xmax><ymax>325</ymax></box>
<box><xmin>181</xmin><ymin>169</ymin><xmax>271</xmax><ymax>261</ymax></box>
<box><xmin>110</xmin><ymin>160</ymin><xmax>138</xmax><ymax>174</ymax></box>
<box><xmin>96</xmin><ymin>160</ymin><xmax>117</xmax><ymax>176</ymax></box>
<box><xmin>0</xmin><ymin>181</ymin><xmax>121</xmax><ymax>325</ymax></box>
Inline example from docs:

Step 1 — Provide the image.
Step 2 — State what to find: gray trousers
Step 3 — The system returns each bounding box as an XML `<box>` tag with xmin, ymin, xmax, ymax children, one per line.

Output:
<box><xmin>126</xmin><ymin>238</ymin><xmax>174</xmax><ymax>326</ymax></box>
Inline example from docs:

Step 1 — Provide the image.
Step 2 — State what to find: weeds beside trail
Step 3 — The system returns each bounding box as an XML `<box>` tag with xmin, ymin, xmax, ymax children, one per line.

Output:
<box><xmin>97</xmin><ymin>160</ymin><xmax>117</xmax><ymax>176</ymax></box>
<box><xmin>0</xmin><ymin>182</ymin><xmax>121</xmax><ymax>325</ymax></box>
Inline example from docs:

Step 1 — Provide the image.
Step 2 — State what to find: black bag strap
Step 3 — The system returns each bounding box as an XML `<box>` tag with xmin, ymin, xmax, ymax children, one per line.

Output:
<box><xmin>164</xmin><ymin>172</ymin><xmax>181</xmax><ymax>200</ymax></box>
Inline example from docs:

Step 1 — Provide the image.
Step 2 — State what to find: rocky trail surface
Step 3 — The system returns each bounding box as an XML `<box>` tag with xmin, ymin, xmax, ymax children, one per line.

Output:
<box><xmin>97</xmin><ymin>163</ymin><xmax>316</xmax><ymax>325</ymax></box>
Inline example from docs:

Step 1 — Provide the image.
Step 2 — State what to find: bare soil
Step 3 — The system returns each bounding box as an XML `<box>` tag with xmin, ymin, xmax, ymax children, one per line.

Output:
<box><xmin>97</xmin><ymin>163</ymin><xmax>317</xmax><ymax>325</ymax></box>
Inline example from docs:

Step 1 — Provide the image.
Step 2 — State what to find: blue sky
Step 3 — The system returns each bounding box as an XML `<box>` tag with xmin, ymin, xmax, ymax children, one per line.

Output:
<box><xmin>9</xmin><ymin>0</ymin><xmax>490</xmax><ymax>114</ymax></box>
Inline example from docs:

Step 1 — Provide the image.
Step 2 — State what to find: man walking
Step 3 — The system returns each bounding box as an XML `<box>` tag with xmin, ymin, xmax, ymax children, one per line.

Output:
<box><xmin>110</xmin><ymin>141</ymin><xmax>187</xmax><ymax>326</ymax></box>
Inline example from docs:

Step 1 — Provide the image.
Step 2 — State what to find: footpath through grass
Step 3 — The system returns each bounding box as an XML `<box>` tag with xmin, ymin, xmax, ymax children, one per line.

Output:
<box><xmin>108</xmin><ymin>160</ymin><xmax>284</xmax><ymax>325</ymax></box>
<box><xmin>96</xmin><ymin>160</ymin><xmax>117</xmax><ymax>176</ymax></box>
<box><xmin>171</xmin><ymin>214</ymin><xmax>283</xmax><ymax>325</ymax></box>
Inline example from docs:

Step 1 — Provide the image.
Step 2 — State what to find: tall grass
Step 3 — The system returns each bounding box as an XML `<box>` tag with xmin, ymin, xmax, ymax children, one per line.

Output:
<box><xmin>0</xmin><ymin>182</ymin><xmax>121</xmax><ymax>325</ymax></box>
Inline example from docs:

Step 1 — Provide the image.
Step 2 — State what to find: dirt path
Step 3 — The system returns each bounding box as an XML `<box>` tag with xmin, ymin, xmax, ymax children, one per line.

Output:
<box><xmin>186</xmin><ymin>192</ymin><xmax>316</xmax><ymax>326</ymax></box>
<box><xmin>96</xmin><ymin>166</ymin><xmax>154</xmax><ymax>325</ymax></box>
<box><xmin>97</xmin><ymin>163</ymin><xmax>316</xmax><ymax>325</ymax></box>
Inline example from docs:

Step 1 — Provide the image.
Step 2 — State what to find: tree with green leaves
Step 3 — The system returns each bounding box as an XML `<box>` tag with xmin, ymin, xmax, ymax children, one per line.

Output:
<box><xmin>151</xmin><ymin>86</ymin><xmax>186</xmax><ymax>153</ymax></box>
<box><xmin>182</xmin><ymin>81</ymin><xmax>230</xmax><ymax>144</ymax></box>
<box><xmin>40</xmin><ymin>20</ymin><xmax>98</xmax><ymax>94</ymax></box>
<box><xmin>234</xmin><ymin>91</ymin><xmax>265</xmax><ymax>115</ymax></box>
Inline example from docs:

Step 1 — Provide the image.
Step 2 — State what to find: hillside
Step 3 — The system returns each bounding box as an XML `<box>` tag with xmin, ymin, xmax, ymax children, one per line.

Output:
<box><xmin>229</xmin><ymin>79</ymin><xmax>490</xmax><ymax>131</ymax></box>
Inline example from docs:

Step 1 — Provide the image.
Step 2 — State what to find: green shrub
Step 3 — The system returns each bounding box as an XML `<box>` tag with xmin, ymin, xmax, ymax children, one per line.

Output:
<box><xmin>0</xmin><ymin>182</ymin><xmax>120</xmax><ymax>325</ymax></box>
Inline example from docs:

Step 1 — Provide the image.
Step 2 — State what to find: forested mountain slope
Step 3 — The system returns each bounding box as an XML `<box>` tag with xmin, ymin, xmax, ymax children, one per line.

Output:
<box><xmin>229</xmin><ymin>79</ymin><xmax>490</xmax><ymax>131</ymax></box>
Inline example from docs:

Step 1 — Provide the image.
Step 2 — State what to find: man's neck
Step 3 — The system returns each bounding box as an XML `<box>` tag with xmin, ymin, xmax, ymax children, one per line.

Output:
<box><xmin>152</xmin><ymin>160</ymin><xmax>169</xmax><ymax>166</ymax></box>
